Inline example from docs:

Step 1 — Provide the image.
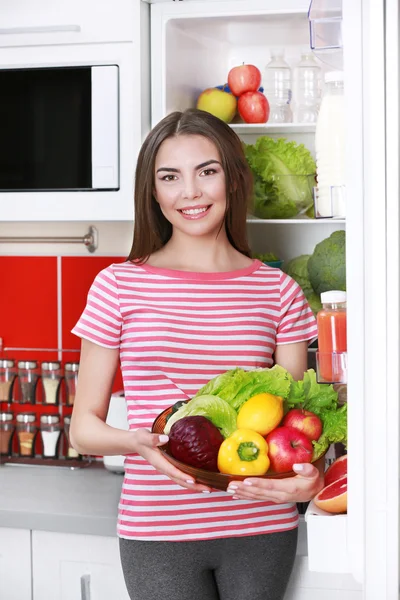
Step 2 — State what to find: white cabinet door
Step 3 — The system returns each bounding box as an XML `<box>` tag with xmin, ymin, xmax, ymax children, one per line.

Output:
<box><xmin>32</xmin><ymin>531</ymin><xmax>130</xmax><ymax>600</ymax></box>
<box><xmin>0</xmin><ymin>0</ymin><xmax>135</xmax><ymax>47</ymax></box>
<box><xmin>0</xmin><ymin>528</ymin><xmax>32</xmax><ymax>600</ymax></box>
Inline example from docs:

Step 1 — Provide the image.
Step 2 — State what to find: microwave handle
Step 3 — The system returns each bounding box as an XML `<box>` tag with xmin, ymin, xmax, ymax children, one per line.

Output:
<box><xmin>0</xmin><ymin>25</ymin><xmax>81</xmax><ymax>35</ymax></box>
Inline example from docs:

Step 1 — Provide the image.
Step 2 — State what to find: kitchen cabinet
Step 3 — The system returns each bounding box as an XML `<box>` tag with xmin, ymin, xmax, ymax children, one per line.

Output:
<box><xmin>32</xmin><ymin>531</ymin><xmax>130</xmax><ymax>600</ymax></box>
<box><xmin>0</xmin><ymin>0</ymin><xmax>150</xmax><ymax>222</ymax></box>
<box><xmin>0</xmin><ymin>528</ymin><xmax>32</xmax><ymax>600</ymax></box>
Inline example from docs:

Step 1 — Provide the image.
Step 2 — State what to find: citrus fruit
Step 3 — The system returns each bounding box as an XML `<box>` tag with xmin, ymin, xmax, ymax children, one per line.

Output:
<box><xmin>324</xmin><ymin>455</ymin><xmax>347</xmax><ymax>487</ymax></box>
<box><xmin>314</xmin><ymin>475</ymin><xmax>347</xmax><ymax>514</ymax></box>
<box><xmin>237</xmin><ymin>392</ymin><xmax>283</xmax><ymax>436</ymax></box>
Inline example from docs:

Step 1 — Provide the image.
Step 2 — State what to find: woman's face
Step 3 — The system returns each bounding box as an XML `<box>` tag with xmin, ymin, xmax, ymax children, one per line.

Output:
<box><xmin>153</xmin><ymin>134</ymin><xmax>227</xmax><ymax>239</ymax></box>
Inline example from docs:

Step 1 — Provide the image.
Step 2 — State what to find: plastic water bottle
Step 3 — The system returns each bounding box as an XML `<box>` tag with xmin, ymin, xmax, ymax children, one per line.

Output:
<box><xmin>293</xmin><ymin>52</ymin><xmax>321</xmax><ymax>123</ymax></box>
<box><xmin>315</xmin><ymin>71</ymin><xmax>346</xmax><ymax>218</ymax></box>
<box><xmin>263</xmin><ymin>50</ymin><xmax>292</xmax><ymax>123</ymax></box>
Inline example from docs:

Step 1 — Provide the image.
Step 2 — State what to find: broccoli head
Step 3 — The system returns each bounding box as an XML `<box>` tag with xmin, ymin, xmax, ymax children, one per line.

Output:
<box><xmin>307</xmin><ymin>230</ymin><xmax>346</xmax><ymax>295</ymax></box>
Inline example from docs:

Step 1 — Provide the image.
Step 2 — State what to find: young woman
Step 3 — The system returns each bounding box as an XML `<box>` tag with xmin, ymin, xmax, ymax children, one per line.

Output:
<box><xmin>70</xmin><ymin>108</ymin><xmax>323</xmax><ymax>600</ymax></box>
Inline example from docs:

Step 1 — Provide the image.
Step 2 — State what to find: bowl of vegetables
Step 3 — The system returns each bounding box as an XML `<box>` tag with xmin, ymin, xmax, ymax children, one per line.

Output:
<box><xmin>152</xmin><ymin>366</ymin><xmax>346</xmax><ymax>491</ymax></box>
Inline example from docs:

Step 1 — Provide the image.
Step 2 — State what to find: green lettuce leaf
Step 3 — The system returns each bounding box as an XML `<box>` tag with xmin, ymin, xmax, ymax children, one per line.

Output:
<box><xmin>302</xmin><ymin>369</ymin><xmax>338</xmax><ymax>413</ymax></box>
<box><xmin>244</xmin><ymin>137</ymin><xmax>316</xmax><ymax>219</ymax></box>
<box><xmin>193</xmin><ymin>368</ymin><xmax>247</xmax><ymax>404</ymax></box>
<box><xmin>312</xmin><ymin>404</ymin><xmax>348</xmax><ymax>460</ymax></box>
<box><xmin>163</xmin><ymin>394</ymin><xmax>237</xmax><ymax>439</ymax></box>
<box><xmin>229</xmin><ymin>365</ymin><xmax>293</xmax><ymax>411</ymax></box>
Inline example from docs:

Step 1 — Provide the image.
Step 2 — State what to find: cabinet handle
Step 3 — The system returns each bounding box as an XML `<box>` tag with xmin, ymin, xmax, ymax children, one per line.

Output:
<box><xmin>0</xmin><ymin>25</ymin><xmax>81</xmax><ymax>35</ymax></box>
<box><xmin>80</xmin><ymin>574</ymin><xmax>91</xmax><ymax>600</ymax></box>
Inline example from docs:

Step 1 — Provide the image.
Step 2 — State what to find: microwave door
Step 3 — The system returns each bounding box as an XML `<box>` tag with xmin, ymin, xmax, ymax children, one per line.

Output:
<box><xmin>91</xmin><ymin>65</ymin><xmax>120</xmax><ymax>190</ymax></box>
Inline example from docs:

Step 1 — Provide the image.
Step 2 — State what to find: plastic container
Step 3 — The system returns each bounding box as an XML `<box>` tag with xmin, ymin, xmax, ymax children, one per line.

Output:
<box><xmin>63</xmin><ymin>416</ymin><xmax>81</xmax><ymax>460</ymax></box>
<box><xmin>65</xmin><ymin>362</ymin><xmax>79</xmax><ymax>406</ymax></box>
<box><xmin>0</xmin><ymin>411</ymin><xmax>15</xmax><ymax>456</ymax></box>
<box><xmin>40</xmin><ymin>414</ymin><xmax>62</xmax><ymax>458</ymax></box>
<box><xmin>41</xmin><ymin>361</ymin><xmax>62</xmax><ymax>405</ymax></box>
<box><xmin>0</xmin><ymin>359</ymin><xmax>17</xmax><ymax>402</ymax></box>
<box><xmin>316</xmin><ymin>290</ymin><xmax>347</xmax><ymax>383</ymax></box>
<box><xmin>315</xmin><ymin>71</ymin><xmax>346</xmax><ymax>217</ymax></box>
<box><xmin>16</xmin><ymin>413</ymin><xmax>38</xmax><ymax>457</ymax></box>
<box><xmin>293</xmin><ymin>52</ymin><xmax>322</xmax><ymax>123</ymax></box>
<box><xmin>308</xmin><ymin>0</ymin><xmax>343</xmax><ymax>71</ymax></box>
<box><xmin>263</xmin><ymin>50</ymin><xmax>292</xmax><ymax>123</ymax></box>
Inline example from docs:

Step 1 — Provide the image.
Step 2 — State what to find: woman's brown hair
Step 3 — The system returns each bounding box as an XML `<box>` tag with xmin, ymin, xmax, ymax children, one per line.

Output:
<box><xmin>127</xmin><ymin>108</ymin><xmax>253</xmax><ymax>263</ymax></box>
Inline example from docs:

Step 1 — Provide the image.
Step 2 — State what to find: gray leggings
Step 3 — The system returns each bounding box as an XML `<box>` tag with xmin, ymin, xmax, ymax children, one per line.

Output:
<box><xmin>119</xmin><ymin>528</ymin><xmax>298</xmax><ymax>600</ymax></box>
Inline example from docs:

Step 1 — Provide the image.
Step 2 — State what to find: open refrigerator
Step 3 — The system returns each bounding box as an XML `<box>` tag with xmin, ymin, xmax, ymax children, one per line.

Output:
<box><xmin>147</xmin><ymin>0</ymin><xmax>400</xmax><ymax>597</ymax></box>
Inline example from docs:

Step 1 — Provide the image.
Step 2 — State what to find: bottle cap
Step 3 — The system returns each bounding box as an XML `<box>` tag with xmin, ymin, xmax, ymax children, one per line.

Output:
<box><xmin>325</xmin><ymin>70</ymin><xmax>344</xmax><ymax>83</ymax></box>
<box><xmin>18</xmin><ymin>360</ymin><xmax>38</xmax><ymax>370</ymax></box>
<box><xmin>41</xmin><ymin>361</ymin><xmax>61</xmax><ymax>371</ymax></box>
<box><xmin>320</xmin><ymin>290</ymin><xmax>347</xmax><ymax>303</ymax></box>
<box><xmin>0</xmin><ymin>359</ymin><xmax>15</xmax><ymax>369</ymax></box>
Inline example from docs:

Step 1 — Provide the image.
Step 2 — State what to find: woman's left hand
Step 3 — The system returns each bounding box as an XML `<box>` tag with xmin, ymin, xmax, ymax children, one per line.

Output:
<box><xmin>226</xmin><ymin>463</ymin><xmax>324</xmax><ymax>503</ymax></box>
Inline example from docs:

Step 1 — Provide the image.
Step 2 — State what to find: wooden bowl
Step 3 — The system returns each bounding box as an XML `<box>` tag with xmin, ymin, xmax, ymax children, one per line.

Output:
<box><xmin>152</xmin><ymin>406</ymin><xmax>325</xmax><ymax>491</ymax></box>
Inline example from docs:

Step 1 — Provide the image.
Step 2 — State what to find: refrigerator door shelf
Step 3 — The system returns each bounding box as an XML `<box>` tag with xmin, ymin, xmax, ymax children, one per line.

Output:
<box><xmin>305</xmin><ymin>501</ymin><xmax>353</xmax><ymax>575</ymax></box>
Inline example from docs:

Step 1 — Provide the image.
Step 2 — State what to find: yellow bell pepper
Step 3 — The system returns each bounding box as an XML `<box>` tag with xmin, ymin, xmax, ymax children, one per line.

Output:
<box><xmin>217</xmin><ymin>428</ymin><xmax>270</xmax><ymax>476</ymax></box>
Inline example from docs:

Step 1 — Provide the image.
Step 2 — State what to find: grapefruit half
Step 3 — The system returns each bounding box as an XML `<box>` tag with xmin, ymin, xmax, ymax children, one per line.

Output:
<box><xmin>324</xmin><ymin>454</ymin><xmax>347</xmax><ymax>487</ymax></box>
<box><xmin>314</xmin><ymin>474</ymin><xmax>347</xmax><ymax>514</ymax></box>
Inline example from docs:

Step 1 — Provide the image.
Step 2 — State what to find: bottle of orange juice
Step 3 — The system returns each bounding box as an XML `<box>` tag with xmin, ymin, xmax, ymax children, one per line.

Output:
<box><xmin>316</xmin><ymin>291</ymin><xmax>347</xmax><ymax>383</ymax></box>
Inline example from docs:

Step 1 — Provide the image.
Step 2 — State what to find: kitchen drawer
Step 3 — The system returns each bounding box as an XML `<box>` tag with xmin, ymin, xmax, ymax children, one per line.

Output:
<box><xmin>32</xmin><ymin>530</ymin><xmax>130</xmax><ymax>600</ymax></box>
<box><xmin>0</xmin><ymin>0</ymin><xmax>136</xmax><ymax>47</ymax></box>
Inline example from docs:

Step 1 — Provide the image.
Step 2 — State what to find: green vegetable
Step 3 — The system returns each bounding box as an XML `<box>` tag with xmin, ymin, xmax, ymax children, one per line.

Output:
<box><xmin>307</xmin><ymin>230</ymin><xmax>346</xmax><ymax>295</ymax></box>
<box><xmin>165</xmin><ymin>400</ymin><xmax>187</xmax><ymax>422</ymax></box>
<box><xmin>253</xmin><ymin>251</ymin><xmax>280</xmax><ymax>263</ymax></box>
<box><xmin>304</xmin><ymin>290</ymin><xmax>322</xmax><ymax>315</ymax></box>
<box><xmin>285</xmin><ymin>369</ymin><xmax>347</xmax><ymax>460</ymax></box>
<box><xmin>244</xmin><ymin>137</ymin><xmax>316</xmax><ymax>219</ymax></box>
<box><xmin>194</xmin><ymin>365</ymin><xmax>294</xmax><ymax>412</ymax></box>
<box><xmin>163</xmin><ymin>394</ymin><xmax>237</xmax><ymax>439</ymax></box>
<box><xmin>284</xmin><ymin>254</ymin><xmax>313</xmax><ymax>295</ymax></box>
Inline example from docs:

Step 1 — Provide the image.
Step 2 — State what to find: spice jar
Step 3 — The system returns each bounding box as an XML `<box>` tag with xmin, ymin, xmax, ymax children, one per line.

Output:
<box><xmin>17</xmin><ymin>360</ymin><xmax>39</xmax><ymax>404</ymax></box>
<box><xmin>63</xmin><ymin>416</ymin><xmax>81</xmax><ymax>460</ymax></box>
<box><xmin>0</xmin><ymin>412</ymin><xmax>15</xmax><ymax>456</ymax></box>
<box><xmin>64</xmin><ymin>362</ymin><xmax>79</xmax><ymax>406</ymax></box>
<box><xmin>41</xmin><ymin>361</ymin><xmax>62</xmax><ymax>405</ymax></box>
<box><xmin>16</xmin><ymin>413</ymin><xmax>38</xmax><ymax>457</ymax></box>
<box><xmin>40</xmin><ymin>414</ymin><xmax>62</xmax><ymax>458</ymax></box>
<box><xmin>0</xmin><ymin>359</ymin><xmax>17</xmax><ymax>402</ymax></box>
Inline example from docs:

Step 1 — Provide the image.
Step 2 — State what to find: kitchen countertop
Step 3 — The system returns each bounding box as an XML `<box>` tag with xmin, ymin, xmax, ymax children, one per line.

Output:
<box><xmin>0</xmin><ymin>464</ymin><xmax>309</xmax><ymax>552</ymax></box>
<box><xmin>0</xmin><ymin>464</ymin><xmax>123</xmax><ymax>537</ymax></box>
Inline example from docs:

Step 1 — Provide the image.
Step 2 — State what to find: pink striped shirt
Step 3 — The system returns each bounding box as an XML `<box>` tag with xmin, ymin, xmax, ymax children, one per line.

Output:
<box><xmin>72</xmin><ymin>259</ymin><xmax>318</xmax><ymax>541</ymax></box>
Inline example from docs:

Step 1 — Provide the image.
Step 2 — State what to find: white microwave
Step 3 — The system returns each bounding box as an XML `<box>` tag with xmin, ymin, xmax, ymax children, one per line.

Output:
<box><xmin>0</xmin><ymin>64</ymin><xmax>119</xmax><ymax>191</ymax></box>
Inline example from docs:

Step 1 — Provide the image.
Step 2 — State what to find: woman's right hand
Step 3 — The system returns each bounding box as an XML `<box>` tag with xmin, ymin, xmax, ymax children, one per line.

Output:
<box><xmin>130</xmin><ymin>428</ymin><xmax>213</xmax><ymax>493</ymax></box>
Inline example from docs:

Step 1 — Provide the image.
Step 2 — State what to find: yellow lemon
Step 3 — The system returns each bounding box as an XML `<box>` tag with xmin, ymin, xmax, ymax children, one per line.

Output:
<box><xmin>237</xmin><ymin>392</ymin><xmax>284</xmax><ymax>436</ymax></box>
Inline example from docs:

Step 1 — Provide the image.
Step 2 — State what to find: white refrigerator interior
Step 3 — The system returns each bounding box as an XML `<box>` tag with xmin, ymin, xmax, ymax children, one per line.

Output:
<box><xmin>150</xmin><ymin>0</ymin><xmax>400</xmax><ymax>598</ymax></box>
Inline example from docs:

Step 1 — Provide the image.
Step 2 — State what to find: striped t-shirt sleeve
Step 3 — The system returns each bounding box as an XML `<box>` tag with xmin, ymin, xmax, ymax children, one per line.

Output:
<box><xmin>71</xmin><ymin>266</ymin><xmax>122</xmax><ymax>349</ymax></box>
<box><xmin>276</xmin><ymin>271</ymin><xmax>318</xmax><ymax>345</ymax></box>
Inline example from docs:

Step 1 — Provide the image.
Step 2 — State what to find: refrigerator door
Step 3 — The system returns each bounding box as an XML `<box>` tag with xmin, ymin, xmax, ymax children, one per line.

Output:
<box><xmin>343</xmin><ymin>0</ymin><xmax>399</xmax><ymax>595</ymax></box>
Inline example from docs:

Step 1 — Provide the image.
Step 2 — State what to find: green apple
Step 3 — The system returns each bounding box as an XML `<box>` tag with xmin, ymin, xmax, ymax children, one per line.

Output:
<box><xmin>196</xmin><ymin>87</ymin><xmax>237</xmax><ymax>123</ymax></box>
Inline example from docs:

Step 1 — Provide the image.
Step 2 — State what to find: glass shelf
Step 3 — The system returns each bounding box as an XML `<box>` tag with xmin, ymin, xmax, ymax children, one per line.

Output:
<box><xmin>230</xmin><ymin>123</ymin><xmax>316</xmax><ymax>135</ymax></box>
<box><xmin>246</xmin><ymin>217</ymin><xmax>346</xmax><ymax>224</ymax></box>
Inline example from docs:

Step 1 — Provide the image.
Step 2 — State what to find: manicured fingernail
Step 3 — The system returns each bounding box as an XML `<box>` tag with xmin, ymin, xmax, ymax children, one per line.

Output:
<box><xmin>226</xmin><ymin>488</ymin><xmax>236</xmax><ymax>494</ymax></box>
<box><xmin>186</xmin><ymin>479</ymin><xmax>195</xmax><ymax>484</ymax></box>
<box><xmin>228</xmin><ymin>484</ymin><xmax>238</xmax><ymax>490</ymax></box>
<box><xmin>293</xmin><ymin>464</ymin><xmax>303</xmax><ymax>471</ymax></box>
<box><xmin>232</xmin><ymin>496</ymin><xmax>240</xmax><ymax>500</ymax></box>
<box><xmin>202</xmin><ymin>490</ymin><xmax>211</xmax><ymax>493</ymax></box>
<box><xmin>159</xmin><ymin>435</ymin><xmax>169</xmax><ymax>443</ymax></box>
<box><xmin>243</xmin><ymin>481</ymin><xmax>253</xmax><ymax>486</ymax></box>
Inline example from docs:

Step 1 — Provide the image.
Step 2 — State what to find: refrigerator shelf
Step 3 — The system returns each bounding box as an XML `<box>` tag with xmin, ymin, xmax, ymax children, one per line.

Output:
<box><xmin>230</xmin><ymin>123</ymin><xmax>316</xmax><ymax>135</ymax></box>
<box><xmin>246</xmin><ymin>217</ymin><xmax>346</xmax><ymax>224</ymax></box>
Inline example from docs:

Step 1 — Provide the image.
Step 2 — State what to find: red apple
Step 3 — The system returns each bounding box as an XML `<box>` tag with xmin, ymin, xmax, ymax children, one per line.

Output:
<box><xmin>238</xmin><ymin>91</ymin><xmax>269</xmax><ymax>123</ymax></box>
<box><xmin>227</xmin><ymin>64</ymin><xmax>262</xmax><ymax>96</ymax></box>
<box><xmin>282</xmin><ymin>408</ymin><xmax>323</xmax><ymax>442</ymax></box>
<box><xmin>266</xmin><ymin>426</ymin><xmax>313</xmax><ymax>473</ymax></box>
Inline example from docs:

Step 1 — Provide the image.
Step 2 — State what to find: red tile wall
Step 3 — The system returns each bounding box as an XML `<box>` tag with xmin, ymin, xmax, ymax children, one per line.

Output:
<box><xmin>0</xmin><ymin>255</ymin><xmax>125</xmax><ymax>456</ymax></box>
